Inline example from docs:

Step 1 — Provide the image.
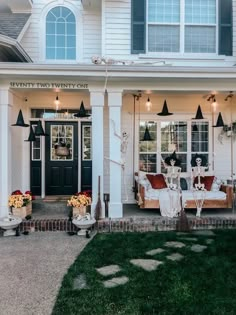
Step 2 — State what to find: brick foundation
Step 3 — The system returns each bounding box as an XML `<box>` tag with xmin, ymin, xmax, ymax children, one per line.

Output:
<box><xmin>16</xmin><ymin>216</ymin><xmax>236</xmax><ymax>233</ymax></box>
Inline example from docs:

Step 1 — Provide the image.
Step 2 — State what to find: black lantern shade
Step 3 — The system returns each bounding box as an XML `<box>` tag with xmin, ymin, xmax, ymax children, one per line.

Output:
<box><xmin>12</xmin><ymin>109</ymin><xmax>29</xmax><ymax>127</ymax></box>
<box><xmin>193</xmin><ymin>105</ymin><xmax>204</xmax><ymax>120</ymax></box>
<box><xmin>213</xmin><ymin>112</ymin><xmax>224</xmax><ymax>128</ymax></box>
<box><xmin>157</xmin><ymin>100</ymin><xmax>173</xmax><ymax>116</ymax></box>
<box><xmin>24</xmin><ymin>125</ymin><xmax>36</xmax><ymax>142</ymax></box>
<box><xmin>74</xmin><ymin>101</ymin><xmax>90</xmax><ymax>118</ymax></box>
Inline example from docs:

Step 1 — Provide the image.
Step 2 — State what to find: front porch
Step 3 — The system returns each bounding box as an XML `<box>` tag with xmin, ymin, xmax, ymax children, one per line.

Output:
<box><xmin>14</xmin><ymin>200</ymin><xmax>236</xmax><ymax>234</ymax></box>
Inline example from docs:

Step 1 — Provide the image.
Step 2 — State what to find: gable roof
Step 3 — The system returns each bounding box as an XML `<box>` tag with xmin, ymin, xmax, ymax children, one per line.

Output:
<box><xmin>0</xmin><ymin>12</ymin><xmax>32</xmax><ymax>62</ymax></box>
<box><xmin>0</xmin><ymin>13</ymin><xmax>30</xmax><ymax>39</ymax></box>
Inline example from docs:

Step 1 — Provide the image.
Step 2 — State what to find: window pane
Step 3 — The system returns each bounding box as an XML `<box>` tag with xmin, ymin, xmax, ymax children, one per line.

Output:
<box><xmin>67</xmin><ymin>35</ymin><xmax>76</xmax><ymax>47</ymax></box>
<box><xmin>46</xmin><ymin>22</ymin><xmax>55</xmax><ymax>34</ymax></box>
<box><xmin>139</xmin><ymin>154</ymin><xmax>157</xmax><ymax>173</ymax></box>
<box><xmin>185</xmin><ymin>26</ymin><xmax>215</xmax><ymax>53</ymax></box>
<box><xmin>46</xmin><ymin>48</ymin><xmax>55</xmax><ymax>59</ymax></box>
<box><xmin>57</xmin><ymin>22</ymin><xmax>65</xmax><ymax>34</ymax></box>
<box><xmin>83</xmin><ymin>126</ymin><xmax>92</xmax><ymax>161</ymax></box>
<box><xmin>56</xmin><ymin>48</ymin><xmax>65</xmax><ymax>59</ymax></box>
<box><xmin>148</xmin><ymin>25</ymin><xmax>180</xmax><ymax>52</ymax></box>
<box><xmin>191</xmin><ymin>122</ymin><xmax>209</xmax><ymax>152</ymax></box>
<box><xmin>46</xmin><ymin>35</ymin><xmax>55</xmax><ymax>47</ymax></box>
<box><xmin>67</xmin><ymin>48</ymin><xmax>76</xmax><ymax>59</ymax></box>
<box><xmin>57</xmin><ymin>35</ymin><xmax>65</xmax><ymax>47</ymax></box>
<box><xmin>67</xmin><ymin>23</ymin><xmax>75</xmax><ymax>33</ymax></box>
<box><xmin>139</xmin><ymin>121</ymin><xmax>157</xmax><ymax>172</ymax></box>
<box><xmin>161</xmin><ymin>121</ymin><xmax>187</xmax><ymax>172</ymax></box>
<box><xmin>51</xmin><ymin>125</ymin><xmax>73</xmax><ymax>161</ymax></box>
<box><xmin>148</xmin><ymin>0</ymin><xmax>180</xmax><ymax>23</ymax></box>
<box><xmin>185</xmin><ymin>0</ymin><xmax>216</xmax><ymax>24</ymax></box>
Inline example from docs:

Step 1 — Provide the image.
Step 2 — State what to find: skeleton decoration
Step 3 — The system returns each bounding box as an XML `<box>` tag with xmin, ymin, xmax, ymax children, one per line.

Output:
<box><xmin>191</xmin><ymin>154</ymin><xmax>208</xmax><ymax>190</ymax></box>
<box><xmin>91</xmin><ymin>56</ymin><xmax>167</xmax><ymax>66</ymax></box>
<box><xmin>164</xmin><ymin>151</ymin><xmax>181</xmax><ymax>190</ymax></box>
<box><xmin>104</xmin><ymin>120</ymin><xmax>129</xmax><ymax>201</ymax></box>
<box><xmin>191</xmin><ymin>154</ymin><xmax>208</xmax><ymax>217</ymax></box>
<box><xmin>104</xmin><ymin>119</ymin><xmax>129</xmax><ymax>169</ymax></box>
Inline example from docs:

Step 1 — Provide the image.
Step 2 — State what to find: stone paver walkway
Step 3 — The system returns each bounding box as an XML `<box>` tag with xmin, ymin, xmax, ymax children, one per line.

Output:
<box><xmin>83</xmin><ymin>230</ymin><xmax>216</xmax><ymax>289</ymax></box>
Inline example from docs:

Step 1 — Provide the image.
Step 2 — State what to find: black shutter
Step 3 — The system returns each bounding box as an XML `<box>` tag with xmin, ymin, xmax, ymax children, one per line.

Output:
<box><xmin>219</xmin><ymin>0</ymin><xmax>232</xmax><ymax>56</ymax></box>
<box><xmin>131</xmin><ymin>0</ymin><xmax>146</xmax><ymax>54</ymax></box>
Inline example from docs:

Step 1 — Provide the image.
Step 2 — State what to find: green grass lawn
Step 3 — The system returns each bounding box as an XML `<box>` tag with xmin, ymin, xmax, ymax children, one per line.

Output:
<box><xmin>52</xmin><ymin>230</ymin><xmax>236</xmax><ymax>315</ymax></box>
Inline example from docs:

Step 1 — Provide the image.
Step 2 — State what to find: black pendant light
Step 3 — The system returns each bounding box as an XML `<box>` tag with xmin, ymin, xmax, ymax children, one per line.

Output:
<box><xmin>12</xmin><ymin>109</ymin><xmax>29</xmax><ymax>127</ymax></box>
<box><xmin>157</xmin><ymin>100</ymin><xmax>173</xmax><ymax>116</ymax></box>
<box><xmin>24</xmin><ymin>125</ymin><xmax>36</xmax><ymax>142</ymax></box>
<box><xmin>35</xmin><ymin>120</ymin><xmax>48</xmax><ymax>136</ymax></box>
<box><xmin>193</xmin><ymin>105</ymin><xmax>204</xmax><ymax>120</ymax></box>
<box><xmin>141</xmin><ymin>125</ymin><xmax>152</xmax><ymax>141</ymax></box>
<box><xmin>213</xmin><ymin>112</ymin><xmax>224</xmax><ymax>128</ymax></box>
<box><xmin>74</xmin><ymin>101</ymin><xmax>90</xmax><ymax>118</ymax></box>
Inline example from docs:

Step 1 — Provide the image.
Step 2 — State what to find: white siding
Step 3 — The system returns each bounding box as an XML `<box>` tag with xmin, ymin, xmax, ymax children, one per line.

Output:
<box><xmin>19</xmin><ymin>0</ymin><xmax>236</xmax><ymax>63</ymax></box>
<box><xmin>20</xmin><ymin>0</ymin><xmax>102</xmax><ymax>63</ymax></box>
<box><xmin>83</xmin><ymin>10</ymin><xmax>102</xmax><ymax>62</ymax></box>
<box><xmin>104</xmin><ymin>0</ymin><xmax>132</xmax><ymax>59</ymax></box>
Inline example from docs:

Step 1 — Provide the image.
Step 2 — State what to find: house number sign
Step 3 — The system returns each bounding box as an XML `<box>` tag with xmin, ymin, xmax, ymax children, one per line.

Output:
<box><xmin>10</xmin><ymin>82</ymin><xmax>89</xmax><ymax>89</ymax></box>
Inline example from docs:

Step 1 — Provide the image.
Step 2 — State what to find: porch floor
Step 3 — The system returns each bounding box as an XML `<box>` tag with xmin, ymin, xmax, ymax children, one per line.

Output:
<box><xmin>31</xmin><ymin>199</ymin><xmax>236</xmax><ymax>219</ymax></box>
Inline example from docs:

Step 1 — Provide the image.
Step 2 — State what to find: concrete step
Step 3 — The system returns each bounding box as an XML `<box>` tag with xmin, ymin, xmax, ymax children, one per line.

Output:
<box><xmin>32</xmin><ymin>199</ymin><xmax>70</xmax><ymax>218</ymax></box>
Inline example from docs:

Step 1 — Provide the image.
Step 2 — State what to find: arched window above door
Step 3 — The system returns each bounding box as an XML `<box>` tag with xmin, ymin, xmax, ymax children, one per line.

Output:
<box><xmin>46</xmin><ymin>6</ymin><xmax>76</xmax><ymax>60</ymax></box>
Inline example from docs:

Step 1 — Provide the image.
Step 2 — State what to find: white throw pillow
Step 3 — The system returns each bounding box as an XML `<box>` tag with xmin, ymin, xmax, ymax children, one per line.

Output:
<box><xmin>211</xmin><ymin>178</ymin><xmax>222</xmax><ymax>192</ymax></box>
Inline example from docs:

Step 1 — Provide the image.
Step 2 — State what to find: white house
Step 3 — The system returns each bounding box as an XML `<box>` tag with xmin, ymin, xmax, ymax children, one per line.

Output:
<box><xmin>0</xmin><ymin>0</ymin><xmax>236</xmax><ymax>219</ymax></box>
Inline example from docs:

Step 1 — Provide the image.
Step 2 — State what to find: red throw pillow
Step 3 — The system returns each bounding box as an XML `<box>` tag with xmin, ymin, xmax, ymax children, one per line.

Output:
<box><xmin>146</xmin><ymin>174</ymin><xmax>167</xmax><ymax>189</ymax></box>
<box><xmin>193</xmin><ymin>176</ymin><xmax>215</xmax><ymax>191</ymax></box>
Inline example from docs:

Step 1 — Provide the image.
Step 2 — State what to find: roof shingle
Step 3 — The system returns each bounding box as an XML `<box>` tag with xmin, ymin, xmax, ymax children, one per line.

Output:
<box><xmin>0</xmin><ymin>13</ymin><xmax>30</xmax><ymax>39</ymax></box>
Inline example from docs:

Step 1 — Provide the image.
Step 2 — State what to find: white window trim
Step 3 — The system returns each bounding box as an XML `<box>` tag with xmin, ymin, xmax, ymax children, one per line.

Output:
<box><xmin>145</xmin><ymin>0</ymin><xmax>219</xmax><ymax>57</ymax></box>
<box><xmin>137</xmin><ymin>113</ymin><xmax>213</xmax><ymax>175</ymax></box>
<box><xmin>39</xmin><ymin>1</ymin><xmax>83</xmax><ymax>63</ymax></box>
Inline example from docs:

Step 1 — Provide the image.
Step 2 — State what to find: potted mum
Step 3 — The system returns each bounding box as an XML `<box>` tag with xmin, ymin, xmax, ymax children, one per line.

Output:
<box><xmin>67</xmin><ymin>190</ymin><xmax>92</xmax><ymax>217</ymax></box>
<box><xmin>8</xmin><ymin>190</ymin><xmax>33</xmax><ymax>218</ymax></box>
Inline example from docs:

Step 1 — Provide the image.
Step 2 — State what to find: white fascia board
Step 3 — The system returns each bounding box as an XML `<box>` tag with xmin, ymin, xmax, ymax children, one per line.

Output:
<box><xmin>8</xmin><ymin>0</ymin><xmax>32</xmax><ymax>13</ymax></box>
<box><xmin>17</xmin><ymin>15</ymin><xmax>31</xmax><ymax>42</ymax></box>
<box><xmin>0</xmin><ymin>35</ymin><xmax>32</xmax><ymax>62</ymax></box>
<box><xmin>1</xmin><ymin>63</ymin><xmax>236</xmax><ymax>79</ymax></box>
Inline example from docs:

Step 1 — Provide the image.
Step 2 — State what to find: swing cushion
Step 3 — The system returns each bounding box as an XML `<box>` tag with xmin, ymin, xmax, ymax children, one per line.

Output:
<box><xmin>193</xmin><ymin>176</ymin><xmax>215</xmax><ymax>191</ymax></box>
<box><xmin>146</xmin><ymin>174</ymin><xmax>167</xmax><ymax>189</ymax></box>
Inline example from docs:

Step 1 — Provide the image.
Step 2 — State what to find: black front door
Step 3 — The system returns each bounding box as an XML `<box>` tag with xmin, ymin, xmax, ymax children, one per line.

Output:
<box><xmin>45</xmin><ymin>122</ymin><xmax>78</xmax><ymax>195</ymax></box>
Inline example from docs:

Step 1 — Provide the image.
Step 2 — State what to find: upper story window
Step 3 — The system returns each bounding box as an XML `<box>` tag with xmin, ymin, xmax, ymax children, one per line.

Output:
<box><xmin>131</xmin><ymin>0</ymin><xmax>232</xmax><ymax>56</ymax></box>
<box><xmin>148</xmin><ymin>0</ymin><xmax>216</xmax><ymax>53</ymax></box>
<box><xmin>46</xmin><ymin>6</ymin><xmax>76</xmax><ymax>60</ymax></box>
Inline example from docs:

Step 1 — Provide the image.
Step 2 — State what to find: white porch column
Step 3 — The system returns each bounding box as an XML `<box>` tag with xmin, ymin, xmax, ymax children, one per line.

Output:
<box><xmin>108</xmin><ymin>91</ymin><xmax>123</xmax><ymax>218</ymax></box>
<box><xmin>0</xmin><ymin>88</ymin><xmax>12</xmax><ymax>218</ymax></box>
<box><xmin>90</xmin><ymin>91</ymin><xmax>105</xmax><ymax>218</ymax></box>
